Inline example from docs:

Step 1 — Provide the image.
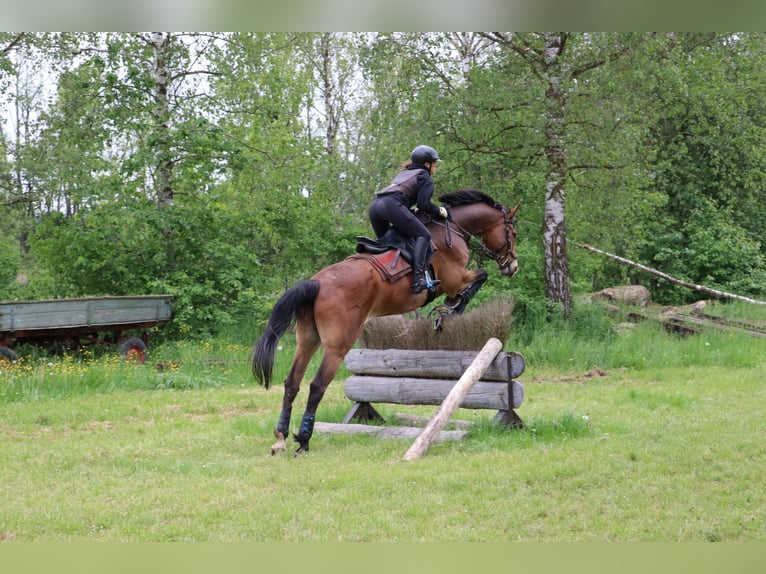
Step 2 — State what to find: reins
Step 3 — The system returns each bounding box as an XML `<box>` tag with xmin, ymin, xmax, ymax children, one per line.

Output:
<box><xmin>428</xmin><ymin>204</ymin><xmax>517</xmax><ymax>269</ymax></box>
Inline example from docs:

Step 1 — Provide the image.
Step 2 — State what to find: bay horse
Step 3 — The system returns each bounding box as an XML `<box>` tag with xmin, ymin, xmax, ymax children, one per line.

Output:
<box><xmin>252</xmin><ymin>189</ymin><xmax>519</xmax><ymax>455</ymax></box>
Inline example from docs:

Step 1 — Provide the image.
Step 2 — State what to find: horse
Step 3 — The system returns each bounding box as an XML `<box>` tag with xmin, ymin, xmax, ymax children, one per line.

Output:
<box><xmin>252</xmin><ymin>189</ymin><xmax>519</xmax><ymax>455</ymax></box>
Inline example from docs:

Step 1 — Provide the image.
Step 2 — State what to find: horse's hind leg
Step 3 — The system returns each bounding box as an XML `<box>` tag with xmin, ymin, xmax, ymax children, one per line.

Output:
<box><xmin>292</xmin><ymin>310</ymin><xmax>365</xmax><ymax>455</ymax></box>
<box><xmin>271</xmin><ymin>325</ymin><xmax>320</xmax><ymax>455</ymax></box>
<box><xmin>292</xmin><ymin>349</ymin><xmax>346</xmax><ymax>455</ymax></box>
<box><xmin>271</xmin><ymin>372</ymin><xmax>299</xmax><ymax>455</ymax></box>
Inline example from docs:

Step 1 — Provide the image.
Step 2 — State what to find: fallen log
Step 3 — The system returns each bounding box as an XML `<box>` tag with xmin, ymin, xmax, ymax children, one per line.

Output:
<box><xmin>391</xmin><ymin>413</ymin><xmax>474</xmax><ymax>430</ymax></box>
<box><xmin>580</xmin><ymin>244</ymin><xmax>766</xmax><ymax>306</ymax></box>
<box><xmin>661</xmin><ymin>310</ymin><xmax>766</xmax><ymax>338</ymax></box>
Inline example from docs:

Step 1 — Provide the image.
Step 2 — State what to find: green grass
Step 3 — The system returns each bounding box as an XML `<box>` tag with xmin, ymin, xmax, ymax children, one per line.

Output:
<box><xmin>1</xmin><ymin>302</ymin><xmax>764</xmax><ymax>541</ymax></box>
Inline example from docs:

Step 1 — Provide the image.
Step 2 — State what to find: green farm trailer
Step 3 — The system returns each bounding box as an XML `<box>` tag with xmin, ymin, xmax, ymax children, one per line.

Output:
<box><xmin>0</xmin><ymin>295</ymin><xmax>173</xmax><ymax>364</ymax></box>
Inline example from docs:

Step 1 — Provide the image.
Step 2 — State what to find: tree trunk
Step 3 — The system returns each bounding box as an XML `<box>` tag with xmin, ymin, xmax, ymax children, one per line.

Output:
<box><xmin>318</xmin><ymin>33</ymin><xmax>338</xmax><ymax>157</ymax></box>
<box><xmin>150</xmin><ymin>32</ymin><xmax>173</xmax><ymax>207</ymax></box>
<box><xmin>542</xmin><ymin>32</ymin><xmax>572</xmax><ymax>314</ymax></box>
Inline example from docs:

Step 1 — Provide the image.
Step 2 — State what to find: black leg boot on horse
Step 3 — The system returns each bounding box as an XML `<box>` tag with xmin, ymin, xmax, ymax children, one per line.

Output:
<box><xmin>411</xmin><ymin>236</ymin><xmax>441</xmax><ymax>294</ymax></box>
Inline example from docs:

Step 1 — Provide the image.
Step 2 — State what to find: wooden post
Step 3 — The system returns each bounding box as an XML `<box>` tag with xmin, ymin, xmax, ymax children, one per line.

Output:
<box><xmin>402</xmin><ymin>337</ymin><xmax>503</xmax><ymax>461</ymax></box>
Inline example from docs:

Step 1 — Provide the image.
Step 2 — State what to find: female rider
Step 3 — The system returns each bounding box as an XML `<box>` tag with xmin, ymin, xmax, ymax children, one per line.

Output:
<box><xmin>368</xmin><ymin>145</ymin><xmax>448</xmax><ymax>294</ymax></box>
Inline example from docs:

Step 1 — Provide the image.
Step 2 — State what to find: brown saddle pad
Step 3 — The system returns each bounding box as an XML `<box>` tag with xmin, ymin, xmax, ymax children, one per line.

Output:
<box><xmin>347</xmin><ymin>250</ymin><xmax>411</xmax><ymax>283</ymax></box>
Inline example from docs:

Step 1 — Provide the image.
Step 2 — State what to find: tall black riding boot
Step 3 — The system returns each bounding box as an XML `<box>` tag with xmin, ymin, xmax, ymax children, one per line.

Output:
<box><xmin>411</xmin><ymin>236</ymin><xmax>441</xmax><ymax>294</ymax></box>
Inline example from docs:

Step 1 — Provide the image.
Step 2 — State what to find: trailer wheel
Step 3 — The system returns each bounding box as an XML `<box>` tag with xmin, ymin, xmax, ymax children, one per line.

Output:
<box><xmin>118</xmin><ymin>337</ymin><xmax>148</xmax><ymax>364</ymax></box>
<box><xmin>0</xmin><ymin>345</ymin><xmax>19</xmax><ymax>363</ymax></box>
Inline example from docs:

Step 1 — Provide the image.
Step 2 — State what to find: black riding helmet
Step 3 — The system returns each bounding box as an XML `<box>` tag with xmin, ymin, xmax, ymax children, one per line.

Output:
<box><xmin>411</xmin><ymin>145</ymin><xmax>441</xmax><ymax>164</ymax></box>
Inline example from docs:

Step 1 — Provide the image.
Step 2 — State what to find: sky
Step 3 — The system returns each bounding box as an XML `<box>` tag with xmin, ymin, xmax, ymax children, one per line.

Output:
<box><xmin>3</xmin><ymin>0</ymin><xmax>766</xmax><ymax>31</ymax></box>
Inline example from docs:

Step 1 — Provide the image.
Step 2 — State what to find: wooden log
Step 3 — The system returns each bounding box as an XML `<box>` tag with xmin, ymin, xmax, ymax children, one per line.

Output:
<box><xmin>403</xmin><ymin>337</ymin><xmax>503</xmax><ymax>461</ymax></box>
<box><xmin>391</xmin><ymin>413</ymin><xmax>474</xmax><ymax>430</ymax></box>
<box><xmin>313</xmin><ymin>422</ymin><xmax>468</xmax><ymax>442</ymax></box>
<box><xmin>344</xmin><ymin>348</ymin><xmax>525</xmax><ymax>381</ymax></box>
<box><xmin>344</xmin><ymin>376</ymin><xmax>524</xmax><ymax>410</ymax></box>
<box><xmin>661</xmin><ymin>310</ymin><xmax>766</xmax><ymax>338</ymax></box>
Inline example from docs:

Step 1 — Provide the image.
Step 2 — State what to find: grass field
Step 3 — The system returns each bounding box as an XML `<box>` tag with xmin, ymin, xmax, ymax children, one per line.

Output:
<box><xmin>1</xmin><ymin>303</ymin><xmax>765</xmax><ymax>542</ymax></box>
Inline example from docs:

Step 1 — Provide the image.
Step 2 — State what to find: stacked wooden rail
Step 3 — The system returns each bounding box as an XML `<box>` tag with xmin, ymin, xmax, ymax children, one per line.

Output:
<box><xmin>339</xmin><ymin>345</ymin><xmax>526</xmax><ymax>428</ymax></box>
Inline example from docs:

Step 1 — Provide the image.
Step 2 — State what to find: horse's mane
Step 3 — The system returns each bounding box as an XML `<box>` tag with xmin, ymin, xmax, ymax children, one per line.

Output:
<box><xmin>439</xmin><ymin>189</ymin><xmax>499</xmax><ymax>209</ymax></box>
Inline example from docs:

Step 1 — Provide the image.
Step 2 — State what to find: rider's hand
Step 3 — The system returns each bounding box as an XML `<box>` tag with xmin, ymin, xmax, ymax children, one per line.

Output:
<box><xmin>438</xmin><ymin>207</ymin><xmax>448</xmax><ymax>219</ymax></box>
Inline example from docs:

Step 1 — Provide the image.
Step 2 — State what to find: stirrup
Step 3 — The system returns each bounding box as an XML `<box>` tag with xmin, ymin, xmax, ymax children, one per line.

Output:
<box><xmin>412</xmin><ymin>272</ymin><xmax>440</xmax><ymax>294</ymax></box>
<box><xmin>425</xmin><ymin>271</ymin><xmax>441</xmax><ymax>291</ymax></box>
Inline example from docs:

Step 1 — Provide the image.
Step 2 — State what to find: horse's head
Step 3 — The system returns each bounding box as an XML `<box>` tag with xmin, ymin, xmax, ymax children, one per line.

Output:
<box><xmin>439</xmin><ymin>190</ymin><xmax>520</xmax><ymax>278</ymax></box>
<box><xmin>488</xmin><ymin>203</ymin><xmax>519</xmax><ymax>277</ymax></box>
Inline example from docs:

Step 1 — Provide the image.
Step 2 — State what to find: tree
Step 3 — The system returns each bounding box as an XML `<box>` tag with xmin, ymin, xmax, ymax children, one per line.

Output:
<box><xmin>475</xmin><ymin>33</ymin><xmax>651</xmax><ymax>314</ymax></box>
<box><xmin>636</xmin><ymin>33</ymin><xmax>766</xmax><ymax>301</ymax></box>
<box><xmin>6</xmin><ymin>32</ymin><xmax>766</xmax><ymax>334</ymax></box>
<box><xmin>23</xmin><ymin>33</ymin><xmax>263</xmax><ymax>332</ymax></box>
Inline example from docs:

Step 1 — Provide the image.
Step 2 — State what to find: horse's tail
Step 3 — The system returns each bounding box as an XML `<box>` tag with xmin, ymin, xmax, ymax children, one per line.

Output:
<box><xmin>252</xmin><ymin>279</ymin><xmax>320</xmax><ymax>389</ymax></box>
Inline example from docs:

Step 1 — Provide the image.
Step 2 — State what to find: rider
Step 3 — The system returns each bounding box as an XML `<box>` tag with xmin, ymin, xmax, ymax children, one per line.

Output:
<box><xmin>368</xmin><ymin>145</ymin><xmax>449</xmax><ymax>294</ymax></box>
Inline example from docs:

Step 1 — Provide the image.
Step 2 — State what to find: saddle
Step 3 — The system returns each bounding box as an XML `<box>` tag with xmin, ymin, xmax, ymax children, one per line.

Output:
<box><xmin>355</xmin><ymin>228</ymin><xmax>415</xmax><ymax>262</ymax></box>
<box><xmin>350</xmin><ymin>230</ymin><xmax>439</xmax><ymax>305</ymax></box>
<box><xmin>349</xmin><ymin>229</ymin><xmax>414</xmax><ymax>284</ymax></box>
<box><xmin>351</xmin><ymin>229</ymin><xmax>438</xmax><ymax>289</ymax></box>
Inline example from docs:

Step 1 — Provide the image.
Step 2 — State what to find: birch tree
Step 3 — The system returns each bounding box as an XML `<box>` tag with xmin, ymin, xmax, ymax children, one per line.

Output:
<box><xmin>149</xmin><ymin>32</ymin><xmax>173</xmax><ymax>207</ymax></box>
<box><xmin>540</xmin><ymin>33</ymin><xmax>571</xmax><ymax>313</ymax></box>
<box><xmin>477</xmin><ymin>32</ymin><xmax>642</xmax><ymax>314</ymax></box>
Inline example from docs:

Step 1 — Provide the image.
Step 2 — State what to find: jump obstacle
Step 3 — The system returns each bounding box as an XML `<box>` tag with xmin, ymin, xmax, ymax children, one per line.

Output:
<box><xmin>313</xmin><ymin>337</ymin><xmax>526</xmax><ymax>459</ymax></box>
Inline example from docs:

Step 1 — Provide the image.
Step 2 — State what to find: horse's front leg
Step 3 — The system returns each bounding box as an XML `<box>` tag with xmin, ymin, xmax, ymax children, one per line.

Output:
<box><xmin>432</xmin><ymin>269</ymin><xmax>488</xmax><ymax>329</ymax></box>
<box><xmin>450</xmin><ymin>269</ymin><xmax>489</xmax><ymax>314</ymax></box>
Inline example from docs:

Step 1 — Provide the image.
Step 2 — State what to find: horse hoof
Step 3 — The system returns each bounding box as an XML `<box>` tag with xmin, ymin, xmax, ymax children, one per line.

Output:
<box><xmin>270</xmin><ymin>431</ymin><xmax>287</xmax><ymax>455</ymax></box>
<box><xmin>294</xmin><ymin>444</ymin><xmax>309</xmax><ymax>457</ymax></box>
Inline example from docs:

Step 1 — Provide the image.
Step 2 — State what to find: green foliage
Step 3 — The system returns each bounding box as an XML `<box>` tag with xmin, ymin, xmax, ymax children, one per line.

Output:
<box><xmin>4</xmin><ymin>33</ymin><xmax>766</xmax><ymax>333</ymax></box>
<box><xmin>0</xmin><ymin>231</ymin><xmax>20</xmax><ymax>291</ymax></box>
<box><xmin>507</xmin><ymin>297</ymin><xmax>618</xmax><ymax>364</ymax></box>
<box><xmin>635</xmin><ymin>34</ymin><xmax>766</xmax><ymax>303</ymax></box>
<box><xmin>507</xmin><ymin>297</ymin><xmax>766</xmax><ymax>374</ymax></box>
<box><xmin>30</xmin><ymin>196</ymin><xmax>261</xmax><ymax>337</ymax></box>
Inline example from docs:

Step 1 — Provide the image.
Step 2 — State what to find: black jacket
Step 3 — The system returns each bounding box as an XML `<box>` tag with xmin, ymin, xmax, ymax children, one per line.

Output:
<box><xmin>377</xmin><ymin>164</ymin><xmax>441</xmax><ymax>219</ymax></box>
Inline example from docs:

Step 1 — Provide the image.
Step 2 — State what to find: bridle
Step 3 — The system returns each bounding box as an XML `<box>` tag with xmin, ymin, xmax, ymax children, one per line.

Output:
<box><xmin>476</xmin><ymin>205</ymin><xmax>518</xmax><ymax>274</ymax></box>
<box><xmin>438</xmin><ymin>204</ymin><xmax>518</xmax><ymax>273</ymax></box>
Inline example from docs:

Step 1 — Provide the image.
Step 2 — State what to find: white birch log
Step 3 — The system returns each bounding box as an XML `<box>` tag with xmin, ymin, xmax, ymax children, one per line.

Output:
<box><xmin>402</xmin><ymin>337</ymin><xmax>503</xmax><ymax>461</ymax></box>
<box><xmin>580</xmin><ymin>244</ymin><xmax>766</xmax><ymax>306</ymax></box>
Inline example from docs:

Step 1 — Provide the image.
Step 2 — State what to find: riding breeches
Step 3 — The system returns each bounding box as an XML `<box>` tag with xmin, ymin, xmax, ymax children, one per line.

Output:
<box><xmin>368</xmin><ymin>195</ymin><xmax>431</xmax><ymax>242</ymax></box>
